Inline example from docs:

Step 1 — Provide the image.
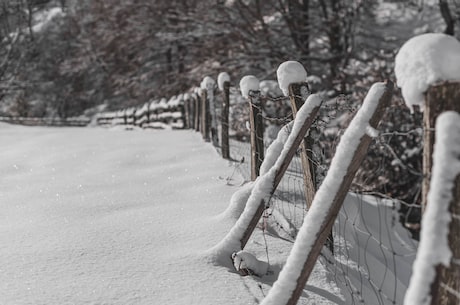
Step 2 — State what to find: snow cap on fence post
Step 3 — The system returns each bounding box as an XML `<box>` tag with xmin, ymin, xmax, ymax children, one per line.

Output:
<box><xmin>276</xmin><ymin>61</ymin><xmax>308</xmax><ymax>96</ymax></box>
<box><xmin>239</xmin><ymin>75</ymin><xmax>260</xmax><ymax>98</ymax></box>
<box><xmin>218</xmin><ymin>72</ymin><xmax>231</xmax><ymax>91</ymax></box>
<box><xmin>395</xmin><ymin>33</ymin><xmax>460</xmax><ymax>112</ymax></box>
<box><xmin>200</xmin><ymin>76</ymin><xmax>216</xmax><ymax>91</ymax></box>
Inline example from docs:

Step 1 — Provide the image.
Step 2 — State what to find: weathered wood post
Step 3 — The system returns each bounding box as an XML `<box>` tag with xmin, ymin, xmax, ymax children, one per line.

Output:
<box><xmin>221</xmin><ymin>81</ymin><xmax>231</xmax><ymax>159</ymax></box>
<box><xmin>288</xmin><ymin>82</ymin><xmax>316</xmax><ymax>209</ymax></box>
<box><xmin>423</xmin><ymin>82</ymin><xmax>460</xmax><ymax>305</ymax></box>
<box><xmin>183</xmin><ymin>94</ymin><xmax>190</xmax><ymax>129</ymax></box>
<box><xmin>218</xmin><ymin>72</ymin><xmax>231</xmax><ymax>159</ymax></box>
<box><xmin>239</xmin><ymin>95</ymin><xmax>323</xmax><ymax>249</ymax></box>
<box><xmin>194</xmin><ymin>91</ymin><xmax>201</xmax><ymax>132</ymax></box>
<box><xmin>240</xmin><ymin>75</ymin><xmax>264</xmax><ymax>180</ymax></box>
<box><xmin>201</xmin><ymin>89</ymin><xmax>211</xmax><ymax>142</ymax></box>
<box><xmin>423</xmin><ymin>81</ymin><xmax>460</xmax><ymax>212</ymax></box>
<box><xmin>123</xmin><ymin>109</ymin><xmax>127</xmax><ymax>125</ymax></box>
<box><xmin>202</xmin><ymin>76</ymin><xmax>219</xmax><ymax>146</ymax></box>
<box><xmin>249</xmin><ymin>91</ymin><xmax>264</xmax><ymax>180</ymax></box>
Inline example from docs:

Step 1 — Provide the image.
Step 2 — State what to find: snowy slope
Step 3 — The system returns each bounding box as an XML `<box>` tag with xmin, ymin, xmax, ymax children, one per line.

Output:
<box><xmin>0</xmin><ymin>124</ymin><xmax>341</xmax><ymax>305</ymax></box>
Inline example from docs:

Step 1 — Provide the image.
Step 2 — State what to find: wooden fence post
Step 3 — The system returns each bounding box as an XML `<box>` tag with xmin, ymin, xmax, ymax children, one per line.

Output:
<box><xmin>277</xmin><ymin>81</ymin><xmax>394</xmax><ymax>305</ymax></box>
<box><xmin>208</xmin><ymin>87</ymin><xmax>219</xmax><ymax>147</ymax></box>
<box><xmin>423</xmin><ymin>81</ymin><xmax>460</xmax><ymax>212</ymax></box>
<box><xmin>249</xmin><ymin>91</ymin><xmax>264</xmax><ymax>181</ymax></box>
<box><xmin>194</xmin><ymin>93</ymin><xmax>201</xmax><ymax>132</ymax></box>
<box><xmin>221</xmin><ymin>81</ymin><xmax>231</xmax><ymax>159</ymax></box>
<box><xmin>183</xmin><ymin>96</ymin><xmax>190</xmax><ymax>129</ymax></box>
<box><xmin>187</xmin><ymin>95</ymin><xmax>194</xmax><ymax>130</ymax></box>
<box><xmin>288</xmin><ymin>82</ymin><xmax>316</xmax><ymax>209</ymax></box>
<box><xmin>201</xmin><ymin>89</ymin><xmax>211</xmax><ymax>142</ymax></box>
<box><xmin>423</xmin><ymin>82</ymin><xmax>460</xmax><ymax>305</ymax></box>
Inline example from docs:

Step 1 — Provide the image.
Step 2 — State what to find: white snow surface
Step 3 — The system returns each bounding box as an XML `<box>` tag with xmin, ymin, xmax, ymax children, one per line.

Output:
<box><xmin>395</xmin><ymin>33</ymin><xmax>460</xmax><ymax>111</ymax></box>
<box><xmin>0</xmin><ymin>124</ymin><xmax>341</xmax><ymax>305</ymax></box>
<box><xmin>404</xmin><ymin>111</ymin><xmax>460</xmax><ymax>305</ymax></box>
<box><xmin>218</xmin><ymin>72</ymin><xmax>231</xmax><ymax>91</ymax></box>
<box><xmin>239</xmin><ymin>75</ymin><xmax>260</xmax><ymax>98</ymax></box>
<box><xmin>261</xmin><ymin>83</ymin><xmax>387</xmax><ymax>305</ymax></box>
<box><xmin>276</xmin><ymin>61</ymin><xmax>308</xmax><ymax>96</ymax></box>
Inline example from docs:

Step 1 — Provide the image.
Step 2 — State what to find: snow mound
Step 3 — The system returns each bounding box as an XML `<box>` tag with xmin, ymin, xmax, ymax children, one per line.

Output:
<box><xmin>231</xmin><ymin>250</ymin><xmax>268</xmax><ymax>276</ymax></box>
<box><xmin>218</xmin><ymin>72</ymin><xmax>231</xmax><ymax>91</ymax></box>
<box><xmin>395</xmin><ymin>33</ymin><xmax>460</xmax><ymax>111</ymax></box>
<box><xmin>276</xmin><ymin>61</ymin><xmax>308</xmax><ymax>96</ymax></box>
<box><xmin>239</xmin><ymin>75</ymin><xmax>260</xmax><ymax>98</ymax></box>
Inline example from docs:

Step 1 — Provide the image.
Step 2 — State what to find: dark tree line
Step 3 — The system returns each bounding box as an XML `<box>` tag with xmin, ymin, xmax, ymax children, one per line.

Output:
<box><xmin>0</xmin><ymin>0</ymin><xmax>458</xmax><ymax>118</ymax></box>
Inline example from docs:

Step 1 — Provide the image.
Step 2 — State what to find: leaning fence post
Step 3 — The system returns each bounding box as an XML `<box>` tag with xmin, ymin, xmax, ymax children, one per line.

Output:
<box><xmin>288</xmin><ymin>82</ymin><xmax>316</xmax><ymax>209</ymax></box>
<box><xmin>422</xmin><ymin>81</ymin><xmax>460</xmax><ymax>213</ymax></box>
<box><xmin>218</xmin><ymin>72</ymin><xmax>231</xmax><ymax>159</ymax></box>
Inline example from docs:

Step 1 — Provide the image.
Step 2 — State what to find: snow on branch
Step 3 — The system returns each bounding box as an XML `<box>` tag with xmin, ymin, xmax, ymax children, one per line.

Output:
<box><xmin>395</xmin><ymin>33</ymin><xmax>460</xmax><ymax>111</ymax></box>
<box><xmin>404</xmin><ymin>111</ymin><xmax>460</xmax><ymax>305</ymax></box>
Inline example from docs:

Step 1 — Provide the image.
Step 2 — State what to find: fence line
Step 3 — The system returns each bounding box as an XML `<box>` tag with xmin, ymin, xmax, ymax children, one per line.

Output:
<box><xmin>0</xmin><ymin>116</ymin><xmax>91</xmax><ymax>127</ymax></box>
<box><xmin>94</xmin><ymin>73</ymin><xmax>458</xmax><ymax>305</ymax></box>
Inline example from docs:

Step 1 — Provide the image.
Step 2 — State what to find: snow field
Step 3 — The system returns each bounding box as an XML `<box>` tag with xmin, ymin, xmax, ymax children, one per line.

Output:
<box><xmin>0</xmin><ymin>124</ymin><xmax>341</xmax><ymax>305</ymax></box>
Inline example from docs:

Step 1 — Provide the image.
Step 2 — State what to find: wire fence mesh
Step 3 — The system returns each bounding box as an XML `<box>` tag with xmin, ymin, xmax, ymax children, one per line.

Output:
<box><xmin>218</xmin><ymin>85</ymin><xmax>420</xmax><ymax>305</ymax></box>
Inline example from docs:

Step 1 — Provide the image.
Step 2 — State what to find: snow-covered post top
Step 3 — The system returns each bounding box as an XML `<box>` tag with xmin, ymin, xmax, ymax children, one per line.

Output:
<box><xmin>276</xmin><ymin>61</ymin><xmax>308</xmax><ymax>97</ymax></box>
<box><xmin>217</xmin><ymin>72</ymin><xmax>231</xmax><ymax>91</ymax></box>
<box><xmin>396</xmin><ymin>33</ymin><xmax>460</xmax><ymax>212</ymax></box>
<box><xmin>239</xmin><ymin>75</ymin><xmax>260</xmax><ymax>98</ymax></box>
<box><xmin>200</xmin><ymin>76</ymin><xmax>216</xmax><ymax>92</ymax></box>
<box><xmin>240</xmin><ymin>75</ymin><xmax>263</xmax><ymax>180</ymax></box>
<box><xmin>395</xmin><ymin>33</ymin><xmax>460</xmax><ymax>112</ymax></box>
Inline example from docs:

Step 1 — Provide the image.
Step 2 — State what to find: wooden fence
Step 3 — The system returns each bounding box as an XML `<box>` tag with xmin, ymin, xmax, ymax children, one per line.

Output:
<box><xmin>94</xmin><ymin>75</ymin><xmax>459</xmax><ymax>305</ymax></box>
<box><xmin>0</xmin><ymin>116</ymin><xmax>90</xmax><ymax>127</ymax></box>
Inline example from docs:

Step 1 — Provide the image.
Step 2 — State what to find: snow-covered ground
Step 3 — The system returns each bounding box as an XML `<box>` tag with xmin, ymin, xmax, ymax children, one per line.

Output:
<box><xmin>0</xmin><ymin>123</ymin><xmax>341</xmax><ymax>305</ymax></box>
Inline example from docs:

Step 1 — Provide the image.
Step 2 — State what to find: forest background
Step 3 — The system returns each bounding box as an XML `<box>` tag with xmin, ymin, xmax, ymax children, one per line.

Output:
<box><xmin>1</xmin><ymin>0</ymin><xmax>460</xmax><ymax>214</ymax></box>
